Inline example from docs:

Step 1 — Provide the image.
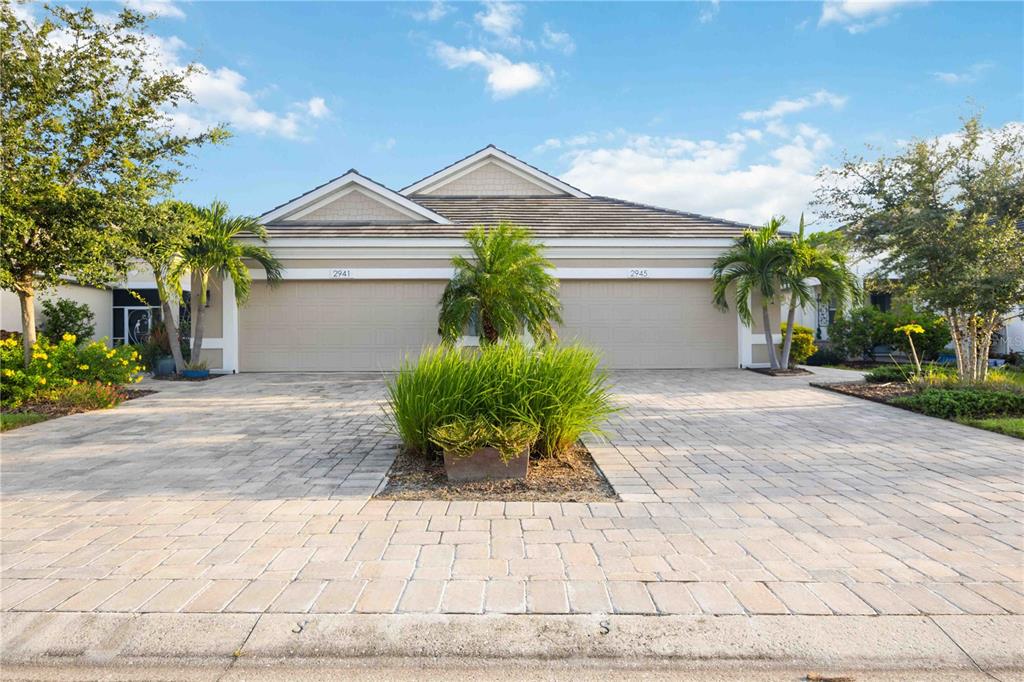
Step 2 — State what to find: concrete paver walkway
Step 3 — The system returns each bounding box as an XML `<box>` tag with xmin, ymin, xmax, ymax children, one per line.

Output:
<box><xmin>1</xmin><ymin>369</ymin><xmax>1021</xmax><ymax>620</ymax></box>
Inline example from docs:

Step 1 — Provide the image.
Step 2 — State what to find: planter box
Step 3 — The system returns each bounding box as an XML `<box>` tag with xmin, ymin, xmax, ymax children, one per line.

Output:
<box><xmin>154</xmin><ymin>356</ymin><xmax>176</xmax><ymax>377</ymax></box>
<box><xmin>443</xmin><ymin>446</ymin><xmax>529</xmax><ymax>483</ymax></box>
<box><xmin>182</xmin><ymin>368</ymin><xmax>210</xmax><ymax>379</ymax></box>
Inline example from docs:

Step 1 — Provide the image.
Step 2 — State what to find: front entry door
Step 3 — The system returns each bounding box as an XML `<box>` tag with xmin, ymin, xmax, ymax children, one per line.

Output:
<box><xmin>125</xmin><ymin>307</ymin><xmax>153</xmax><ymax>345</ymax></box>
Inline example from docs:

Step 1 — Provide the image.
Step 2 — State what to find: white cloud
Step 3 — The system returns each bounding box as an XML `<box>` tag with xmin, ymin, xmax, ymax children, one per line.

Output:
<box><xmin>932</xmin><ymin>61</ymin><xmax>994</xmax><ymax>85</ymax></box>
<box><xmin>740</xmin><ymin>90</ymin><xmax>847</xmax><ymax>121</ymax></box>
<box><xmin>556</xmin><ymin>122</ymin><xmax>837</xmax><ymax>225</ymax></box>
<box><xmin>304</xmin><ymin>96</ymin><xmax>330</xmax><ymax>119</ymax></box>
<box><xmin>122</xmin><ymin>0</ymin><xmax>185</xmax><ymax>19</ymax></box>
<box><xmin>541</xmin><ymin>24</ymin><xmax>575</xmax><ymax>55</ymax></box>
<box><xmin>819</xmin><ymin>0</ymin><xmax>925</xmax><ymax>33</ymax></box>
<box><xmin>374</xmin><ymin>137</ymin><xmax>397</xmax><ymax>152</ymax></box>
<box><xmin>698</xmin><ymin>0</ymin><xmax>720</xmax><ymax>24</ymax></box>
<box><xmin>475</xmin><ymin>1</ymin><xmax>523</xmax><ymax>41</ymax></box>
<box><xmin>433</xmin><ymin>42</ymin><xmax>549</xmax><ymax>98</ymax></box>
<box><xmin>411</xmin><ymin>1</ymin><xmax>452</xmax><ymax>22</ymax></box>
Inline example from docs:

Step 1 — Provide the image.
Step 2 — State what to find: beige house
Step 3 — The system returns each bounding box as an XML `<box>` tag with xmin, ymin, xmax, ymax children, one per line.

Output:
<box><xmin>194</xmin><ymin>145</ymin><xmax>780</xmax><ymax>372</ymax></box>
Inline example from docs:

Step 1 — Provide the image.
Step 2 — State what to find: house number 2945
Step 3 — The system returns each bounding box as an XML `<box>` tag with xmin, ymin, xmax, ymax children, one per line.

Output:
<box><xmin>330</xmin><ymin>269</ymin><xmax>352</xmax><ymax>279</ymax></box>
<box><xmin>628</xmin><ymin>268</ymin><xmax>649</xmax><ymax>279</ymax></box>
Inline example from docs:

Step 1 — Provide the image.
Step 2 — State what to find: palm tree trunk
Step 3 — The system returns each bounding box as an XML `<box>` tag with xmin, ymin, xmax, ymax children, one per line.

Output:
<box><xmin>762</xmin><ymin>304</ymin><xmax>780</xmax><ymax>369</ymax></box>
<box><xmin>161</xmin><ymin>299</ymin><xmax>186</xmax><ymax>373</ymax></box>
<box><xmin>17</xmin><ymin>283</ymin><xmax>36</xmax><ymax>367</ymax></box>
<box><xmin>480</xmin><ymin>309</ymin><xmax>498</xmax><ymax>344</ymax></box>
<box><xmin>190</xmin><ymin>271</ymin><xmax>205</xmax><ymax>365</ymax></box>
<box><xmin>780</xmin><ymin>292</ymin><xmax>798</xmax><ymax>369</ymax></box>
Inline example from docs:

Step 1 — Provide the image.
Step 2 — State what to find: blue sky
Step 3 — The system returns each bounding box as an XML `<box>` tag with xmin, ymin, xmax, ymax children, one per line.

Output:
<box><xmin>51</xmin><ymin>1</ymin><xmax>1024</xmax><ymax>224</ymax></box>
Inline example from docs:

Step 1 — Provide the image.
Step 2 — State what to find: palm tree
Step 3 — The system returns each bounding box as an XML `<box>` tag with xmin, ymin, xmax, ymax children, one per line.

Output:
<box><xmin>179</xmin><ymin>201</ymin><xmax>283</xmax><ymax>365</ymax></box>
<box><xmin>778</xmin><ymin>215</ymin><xmax>860</xmax><ymax>368</ymax></box>
<box><xmin>711</xmin><ymin>218</ymin><xmax>798</xmax><ymax>369</ymax></box>
<box><xmin>439</xmin><ymin>222</ymin><xmax>562</xmax><ymax>345</ymax></box>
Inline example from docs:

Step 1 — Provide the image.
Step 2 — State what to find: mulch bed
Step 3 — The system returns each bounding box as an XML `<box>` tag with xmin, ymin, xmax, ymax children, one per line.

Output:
<box><xmin>811</xmin><ymin>380</ymin><xmax>916</xmax><ymax>405</ymax></box>
<box><xmin>748</xmin><ymin>367</ymin><xmax>813</xmax><ymax>377</ymax></box>
<box><xmin>375</xmin><ymin>443</ymin><xmax>619</xmax><ymax>502</ymax></box>
<box><xmin>8</xmin><ymin>388</ymin><xmax>156</xmax><ymax>419</ymax></box>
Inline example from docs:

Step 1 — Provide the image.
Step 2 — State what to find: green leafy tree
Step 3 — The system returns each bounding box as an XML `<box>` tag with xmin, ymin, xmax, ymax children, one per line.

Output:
<box><xmin>711</xmin><ymin>218</ymin><xmax>799</xmax><ymax>369</ymax></box>
<box><xmin>132</xmin><ymin>200</ymin><xmax>198</xmax><ymax>373</ymax></box>
<box><xmin>816</xmin><ymin>116</ymin><xmax>1024</xmax><ymax>382</ymax></box>
<box><xmin>0</xmin><ymin>3</ymin><xmax>227</xmax><ymax>365</ymax></box>
<box><xmin>439</xmin><ymin>223</ymin><xmax>562</xmax><ymax>344</ymax></box>
<box><xmin>779</xmin><ymin>215</ymin><xmax>860</xmax><ymax>368</ymax></box>
<box><xmin>178</xmin><ymin>201</ymin><xmax>282</xmax><ymax>365</ymax></box>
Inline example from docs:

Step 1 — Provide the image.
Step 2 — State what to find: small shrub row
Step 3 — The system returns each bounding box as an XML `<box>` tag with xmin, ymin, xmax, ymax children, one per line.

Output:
<box><xmin>805</xmin><ymin>346</ymin><xmax>845</xmax><ymax>367</ymax></box>
<box><xmin>892</xmin><ymin>387</ymin><xmax>1024</xmax><ymax>420</ymax></box>
<box><xmin>864</xmin><ymin>365</ymin><xmax>913</xmax><ymax>383</ymax></box>
<box><xmin>0</xmin><ymin>335</ymin><xmax>143</xmax><ymax>408</ymax></box>
<box><xmin>828</xmin><ymin>305</ymin><xmax>950</xmax><ymax>362</ymax></box>
<box><xmin>386</xmin><ymin>341</ymin><xmax>615</xmax><ymax>458</ymax></box>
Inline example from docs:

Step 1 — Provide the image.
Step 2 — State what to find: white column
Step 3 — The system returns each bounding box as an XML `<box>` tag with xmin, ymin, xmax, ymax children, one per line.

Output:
<box><xmin>221</xmin><ymin>277</ymin><xmax>239</xmax><ymax>373</ymax></box>
<box><xmin>738</xmin><ymin>311</ymin><xmax>753</xmax><ymax>368</ymax></box>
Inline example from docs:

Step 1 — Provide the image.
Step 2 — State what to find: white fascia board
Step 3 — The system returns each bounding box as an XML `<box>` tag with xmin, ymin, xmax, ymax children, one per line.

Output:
<box><xmin>260</xmin><ymin>172</ymin><xmax>452</xmax><ymax>225</ymax></box>
<box><xmin>250</xmin><ymin>267</ymin><xmax>713</xmax><ymax>281</ymax></box>
<box><xmin>239</xmin><ymin>236</ymin><xmax>737</xmax><ymax>249</ymax></box>
<box><xmin>401</xmin><ymin>147</ymin><xmax>589</xmax><ymax>198</ymax></box>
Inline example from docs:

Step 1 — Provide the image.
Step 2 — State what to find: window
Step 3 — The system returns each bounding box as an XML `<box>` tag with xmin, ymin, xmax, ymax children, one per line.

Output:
<box><xmin>869</xmin><ymin>292</ymin><xmax>892</xmax><ymax>312</ymax></box>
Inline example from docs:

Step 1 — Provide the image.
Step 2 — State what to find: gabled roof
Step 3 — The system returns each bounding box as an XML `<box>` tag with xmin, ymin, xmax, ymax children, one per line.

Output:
<box><xmin>262</xmin><ymin>195</ymin><xmax>753</xmax><ymax>239</ymax></box>
<box><xmin>400</xmin><ymin>144</ymin><xmax>589</xmax><ymax>198</ymax></box>
<box><xmin>260</xmin><ymin>169</ymin><xmax>452</xmax><ymax>225</ymax></box>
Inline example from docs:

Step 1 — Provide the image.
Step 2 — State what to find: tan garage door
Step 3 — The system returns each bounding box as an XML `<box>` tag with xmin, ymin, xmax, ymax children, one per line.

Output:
<box><xmin>558</xmin><ymin>280</ymin><xmax>737</xmax><ymax>369</ymax></box>
<box><xmin>239</xmin><ymin>280</ymin><xmax>444</xmax><ymax>371</ymax></box>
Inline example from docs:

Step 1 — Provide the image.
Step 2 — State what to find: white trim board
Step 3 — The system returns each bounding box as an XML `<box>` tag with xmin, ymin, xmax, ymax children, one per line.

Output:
<box><xmin>401</xmin><ymin>146</ymin><xmax>588</xmax><ymax>198</ymax></box>
<box><xmin>239</xmin><ymin>237</ymin><xmax>738</xmax><ymax>249</ymax></box>
<box><xmin>260</xmin><ymin>171</ymin><xmax>452</xmax><ymax>225</ymax></box>
<box><xmin>249</xmin><ymin>267</ymin><xmax>714</xmax><ymax>281</ymax></box>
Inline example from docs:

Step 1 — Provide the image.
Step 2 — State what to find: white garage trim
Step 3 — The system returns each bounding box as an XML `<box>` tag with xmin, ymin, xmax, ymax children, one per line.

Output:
<box><xmin>249</xmin><ymin>267</ymin><xmax>714</xmax><ymax>281</ymax></box>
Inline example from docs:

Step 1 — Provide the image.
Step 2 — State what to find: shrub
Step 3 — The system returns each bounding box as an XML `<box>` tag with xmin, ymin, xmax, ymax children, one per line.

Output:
<box><xmin>806</xmin><ymin>345</ymin><xmax>845</xmax><ymax>366</ymax></box>
<box><xmin>386</xmin><ymin>341</ymin><xmax>615</xmax><ymax>458</ymax></box>
<box><xmin>430</xmin><ymin>418</ymin><xmax>539</xmax><ymax>462</ymax></box>
<box><xmin>48</xmin><ymin>382</ymin><xmax>124</xmax><ymax>411</ymax></box>
<box><xmin>827</xmin><ymin>306</ymin><xmax>885</xmax><ymax>361</ymax></box>
<box><xmin>40</xmin><ymin>298</ymin><xmax>96</xmax><ymax>343</ymax></box>
<box><xmin>892</xmin><ymin>387</ymin><xmax>1024</xmax><ymax>420</ymax></box>
<box><xmin>0</xmin><ymin>335</ymin><xmax>143</xmax><ymax>408</ymax></box>
<box><xmin>865</xmin><ymin>365</ymin><xmax>913</xmax><ymax>383</ymax></box>
<box><xmin>779</xmin><ymin>323</ymin><xmax>817</xmax><ymax>367</ymax></box>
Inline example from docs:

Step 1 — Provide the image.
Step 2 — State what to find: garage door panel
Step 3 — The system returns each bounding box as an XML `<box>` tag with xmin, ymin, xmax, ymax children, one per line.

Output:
<box><xmin>558</xmin><ymin>280</ymin><xmax>737</xmax><ymax>369</ymax></box>
<box><xmin>240</xmin><ymin>280</ymin><xmax>444</xmax><ymax>371</ymax></box>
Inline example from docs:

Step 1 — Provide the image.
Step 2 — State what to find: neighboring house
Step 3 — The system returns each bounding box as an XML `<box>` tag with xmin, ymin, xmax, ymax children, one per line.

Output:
<box><xmin>199</xmin><ymin>145</ymin><xmax>782</xmax><ymax>372</ymax></box>
<box><xmin>0</xmin><ymin>273</ymin><xmax>190</xmax><ymax>347</ymax></box>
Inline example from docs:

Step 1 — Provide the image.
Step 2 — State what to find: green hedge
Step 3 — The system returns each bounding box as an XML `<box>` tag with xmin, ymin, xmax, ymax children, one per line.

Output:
<box><xmin>865</xmin><ymin>365</ymin><xmax>913</xmax><ymax>383</ymax></box>
<box><xmin>386</xmin><ymin>341</ymin><xmax>615</xmax><ymax>458</ymax></box>
<box><xmin>892</xmin><ymin>388</ymin><xmax>1024</xmax><ymax>420</ymax></box>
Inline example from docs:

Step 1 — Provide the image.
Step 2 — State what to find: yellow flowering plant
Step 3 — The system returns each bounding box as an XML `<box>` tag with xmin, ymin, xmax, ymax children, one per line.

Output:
<box><xmin>1</xmin><ymin>335</ymin><xmax>142</xmax><ymax>408</ymax></box>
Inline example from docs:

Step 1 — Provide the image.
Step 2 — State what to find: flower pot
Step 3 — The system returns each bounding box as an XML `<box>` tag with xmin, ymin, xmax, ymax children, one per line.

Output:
<box><xmin>181</xmin><ymin>368</ymin><xmax>210</xmax><ymax>379</ymax></box>
<box><xmin>154</xmin><ymin>356</ymin><xmax>176</xmax><ymax>377</ymax></box>
<box><xmin>443</xmin><ymin>446</ymin><xmax>529</xmax><ymax>483</ymax></box>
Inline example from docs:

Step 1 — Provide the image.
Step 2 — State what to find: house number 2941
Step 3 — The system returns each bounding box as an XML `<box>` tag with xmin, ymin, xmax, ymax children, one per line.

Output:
<box><xmin>330</xmin><ymin>269</ymin><xmax>352</xmax><ymax>279</ymax></box>
<box><xmin>628</xmin><ymin>268</ymin><xmax>649</xmax><ymax>279</ymax></box>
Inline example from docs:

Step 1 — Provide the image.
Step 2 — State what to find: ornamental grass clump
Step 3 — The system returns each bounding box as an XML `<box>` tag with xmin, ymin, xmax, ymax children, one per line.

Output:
<box><xmin>386</xmin><ymin>341</ymin><xmax>615</xmax><ymax>458</ymax></box>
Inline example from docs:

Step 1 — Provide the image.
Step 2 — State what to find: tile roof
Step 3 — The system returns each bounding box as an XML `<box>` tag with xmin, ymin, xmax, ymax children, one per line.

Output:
<box><xmin>263</xmin><ymin>195</ymin><xmax>754</xmax><ymax>239</ymax></box>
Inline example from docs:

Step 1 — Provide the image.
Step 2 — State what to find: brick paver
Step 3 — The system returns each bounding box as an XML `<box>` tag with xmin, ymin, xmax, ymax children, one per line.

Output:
<box><xmin>1</xmin><ymin>369</ymin><xmax>1021</xmax><ymax>617</ymax></box>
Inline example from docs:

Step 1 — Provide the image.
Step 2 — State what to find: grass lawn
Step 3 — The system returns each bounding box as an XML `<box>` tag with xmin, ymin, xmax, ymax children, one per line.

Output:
<box><xmin>960</xmin><ymin>416</ymin><xmax>1024</xmax><ymax>439</ymax></box>
<box><xmin>0</xmin><ymin>413</ymin><xmax>50</xmax><ymax>431</ymax></box>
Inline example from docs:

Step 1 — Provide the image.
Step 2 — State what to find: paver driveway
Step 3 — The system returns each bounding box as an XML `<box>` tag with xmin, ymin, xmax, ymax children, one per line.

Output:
<box><xmin>1</xmin><ymin>369</ymin><xmax>1021</xmax><ymax>617</ymax></box>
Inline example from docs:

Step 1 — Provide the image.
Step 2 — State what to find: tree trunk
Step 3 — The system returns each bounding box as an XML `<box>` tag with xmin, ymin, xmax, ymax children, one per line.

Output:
<box><xmin>17</xmin><ymin>284</ymin><xmax>36</xmax><ymax>367</ymax></box>
<box><xmin>780</xmin><ymin>293</ymin><xmax>798</xmax><ymax>369</ymax></box>
<box><xmin>161</xmin><ymin>299</ymin><xmax>185</xmax><ymax>374</ymax></box>
<box><xmin>762</xmin><ymin>304</ymin><xmax>780</xmax><ymax>369</ymax></box>
<box><xmin>190</xmin><ymin>271</ymin><xmax>205</xmax><ymax>365</ymax></box>
<box><xmin>480</xmin><ymin>310</ymin><xmax>498</xmax><ymax>344</ymax></box>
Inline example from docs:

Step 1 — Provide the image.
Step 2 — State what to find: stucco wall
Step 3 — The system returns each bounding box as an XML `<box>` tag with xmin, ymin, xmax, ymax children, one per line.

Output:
<box><xmin>1</xmin><ymin>285</ymin><xmax>113</xmax><ymax>344</ymax></box>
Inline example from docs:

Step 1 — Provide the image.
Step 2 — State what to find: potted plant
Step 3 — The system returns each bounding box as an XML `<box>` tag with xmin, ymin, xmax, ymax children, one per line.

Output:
<box><xmin>429</xmin><ymin>418</ymin><xmax>539</xmax><ymax>482</ymax></box>
<box><xmin>181</xmin><ymin>360</ymin><xmax>209</xmax><ymax>380</ymax></box>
